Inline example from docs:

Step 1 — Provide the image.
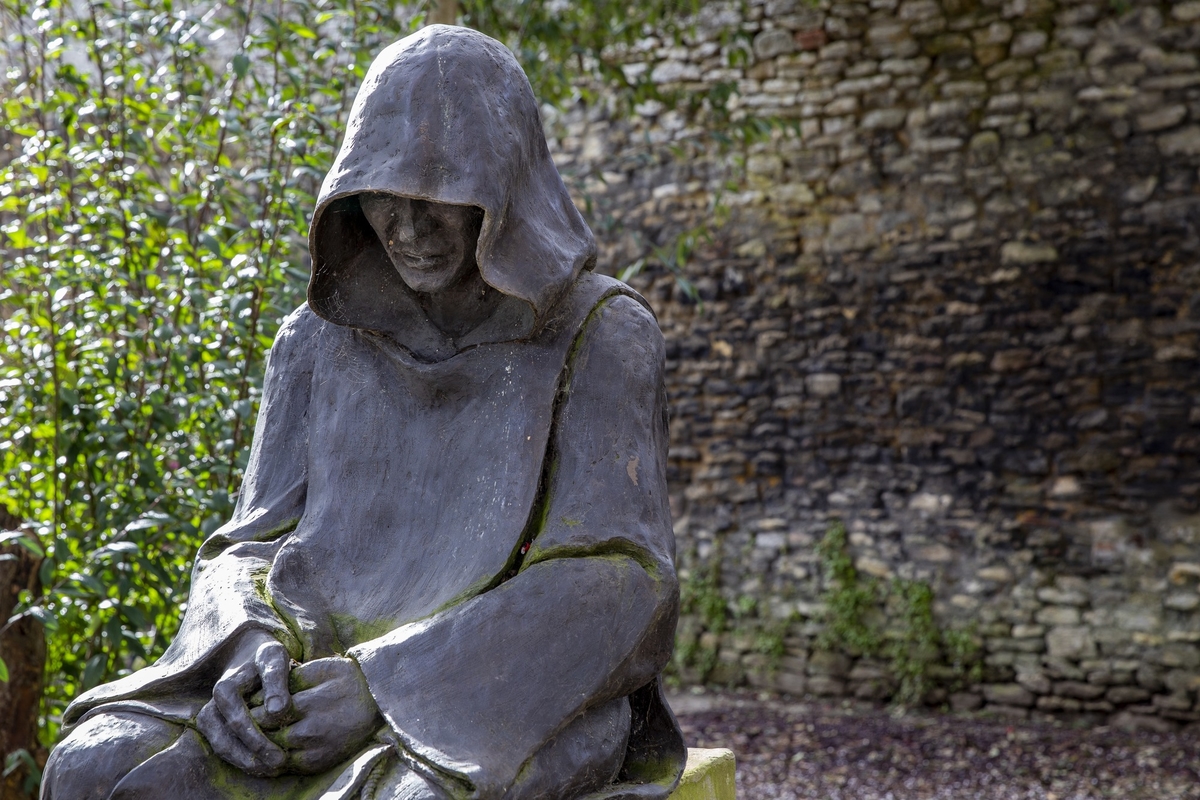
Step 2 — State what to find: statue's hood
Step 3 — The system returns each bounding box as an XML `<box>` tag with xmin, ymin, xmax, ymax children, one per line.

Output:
<box><xmin>307</xmin><ymin>25</ymin><xmax>596</xmax><ymax>346</ymax></box>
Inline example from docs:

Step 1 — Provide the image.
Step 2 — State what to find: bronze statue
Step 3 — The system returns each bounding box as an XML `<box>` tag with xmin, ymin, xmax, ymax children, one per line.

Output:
<box><xmin>43</xmin><ymin>25</ymin><xmax>684</xmax><ymax>800</ymax></box>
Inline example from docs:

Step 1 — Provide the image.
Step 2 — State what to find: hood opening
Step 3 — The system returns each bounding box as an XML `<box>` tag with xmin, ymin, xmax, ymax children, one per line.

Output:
<box><xmin>307</xmin><ymin>26</ymin><xmax>595</xmax><ymax>350</ymax></box>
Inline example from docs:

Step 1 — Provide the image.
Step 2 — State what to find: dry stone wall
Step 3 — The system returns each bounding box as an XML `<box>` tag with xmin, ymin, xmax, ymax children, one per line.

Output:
<box><xmin>550</xmin><ymin>0</ymin><xmax>1200</xmax><ymax>726</ymax></box>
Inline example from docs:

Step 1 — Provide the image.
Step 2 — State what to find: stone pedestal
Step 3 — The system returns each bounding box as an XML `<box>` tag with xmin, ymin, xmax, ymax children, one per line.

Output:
<box><xmin>668</xmin><ymin>748</ymin><xmax>736</xmax><ymax>800</ymax></box>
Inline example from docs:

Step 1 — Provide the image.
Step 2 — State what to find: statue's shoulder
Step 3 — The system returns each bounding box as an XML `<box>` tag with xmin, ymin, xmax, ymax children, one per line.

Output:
<box><xmin>560</xmin><ymin>272</ymin><xmax>660</xmax><ymax>330</ymax></box>
<box><xmin>555</xmin><ymin>274</ymin><xmax>664</xmax><ymax>376</ymax></box>
<box><xmin>265</xmin><ymin>303</ymin><xmax>345</xmax><ymax>375</ymax></box>
<box><xmin>280</xmin><ymin>302</ymin><xmax>322</xmax><ymax>331</ymax></box>
<box><xmin>272</xmin><ymin>302</ymin><xmax>332</xmax><ymax>348</ymax></box>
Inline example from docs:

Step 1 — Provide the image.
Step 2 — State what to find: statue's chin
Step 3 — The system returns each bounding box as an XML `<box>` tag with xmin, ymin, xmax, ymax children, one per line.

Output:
<box><xmin>392</xmin><ymin>255</ymin><xmax>470</xmax><ymax>296</ymax></box>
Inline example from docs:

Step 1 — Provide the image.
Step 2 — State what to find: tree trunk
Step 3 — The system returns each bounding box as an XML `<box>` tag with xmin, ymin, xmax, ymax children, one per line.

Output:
<box><xmin>427</xmin><ymin>0</ymin><xmax>457</xmax><ymax>26</ymax></box>
<box><xmin>0</xmin><ymin>506</ymin><xmax>45</xmax><ymax>800</ymax></box>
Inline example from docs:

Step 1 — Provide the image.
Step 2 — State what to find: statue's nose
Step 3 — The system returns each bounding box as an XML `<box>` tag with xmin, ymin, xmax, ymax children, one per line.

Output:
<box><xmin>393</xmin><ymin>202</ymin><xmax>417</xmax><ymax>241</ymax></box>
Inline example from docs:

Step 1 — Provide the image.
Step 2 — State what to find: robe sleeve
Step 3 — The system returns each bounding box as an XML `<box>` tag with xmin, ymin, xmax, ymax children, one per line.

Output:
<box><xmin>62</xmin><ymin>304</ymin><xmax>319</xmax><ymax>725</ymax></box>
<box><xmin>347</xmin><ymin>296</ymin><xmax>679</xmax><ymax>799</ymax></box>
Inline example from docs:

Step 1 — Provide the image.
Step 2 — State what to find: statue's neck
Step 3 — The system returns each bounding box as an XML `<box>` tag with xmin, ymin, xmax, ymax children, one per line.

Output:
<box><xmin>416</xmin><ymin>267</ymin><xmax>504</xmax><ymax>341</ymax></box>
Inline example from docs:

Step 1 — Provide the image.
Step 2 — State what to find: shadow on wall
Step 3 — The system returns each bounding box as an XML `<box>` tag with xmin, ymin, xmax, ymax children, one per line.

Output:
<box><xmin>549</xmin><ymin>0</ymin><xmax>1200</xmax><ymax>727</ymax></box>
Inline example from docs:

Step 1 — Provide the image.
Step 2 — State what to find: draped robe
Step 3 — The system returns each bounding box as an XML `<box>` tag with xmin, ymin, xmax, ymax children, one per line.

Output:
<box><xmin>61</xmin><ymin>275</ymin><xmax>684</xmax><ymax>800</ymax></box>
<box><xmin>52</xmin><ymin>25</ymin><xmax>686</xmax><ymax>800</ymax></box>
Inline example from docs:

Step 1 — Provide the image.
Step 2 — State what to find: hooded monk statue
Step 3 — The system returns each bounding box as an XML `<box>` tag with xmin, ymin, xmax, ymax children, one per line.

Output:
<box><xmin>42</xmin><ymin>25</ymin><xmax>686</xmax><ymax>800</ymax></box>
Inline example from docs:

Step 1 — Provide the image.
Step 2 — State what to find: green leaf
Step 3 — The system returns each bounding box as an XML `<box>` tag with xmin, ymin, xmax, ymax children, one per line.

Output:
<box><xmin>0</xmin><ymin>532</ymin><xmax>45</xmax><ymax>557</ymax></box>
<box><xmin>3</xmin><ymin>748</ymin><xmax>34</xmax><ymax>777</ymax></box>
<box><xmin>81</xmin><ymin>653</ymin><xmax>106</xmax><ymax>691</ymax></box>
<box><xmin>232</xmin><ymin>53</ymin><xmax>250</xmax><ymax>79</ymax></box>
<box><xmin>24</xmin><ymin>606</ymin><xmax>59</xmax><ymax>633</ymax></box>
<box><xmin>0</xmin><ymin>657</ymin><xmax>8</xmax><ymax>683</ymax></box>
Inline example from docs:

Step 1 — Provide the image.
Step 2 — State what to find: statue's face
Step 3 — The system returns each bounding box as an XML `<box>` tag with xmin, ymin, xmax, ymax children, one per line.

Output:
<box><xmin>359</xmin><ymin>194</ymin><xmax>484</xmax><ymax>294</ymax></box>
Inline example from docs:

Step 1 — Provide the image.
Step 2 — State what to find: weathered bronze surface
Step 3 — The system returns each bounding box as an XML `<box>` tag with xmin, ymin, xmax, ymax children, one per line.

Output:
<box><xmin>42</xmin><ymin>25</ymin><xmax>684</xmax><ymax>800</ymax></box>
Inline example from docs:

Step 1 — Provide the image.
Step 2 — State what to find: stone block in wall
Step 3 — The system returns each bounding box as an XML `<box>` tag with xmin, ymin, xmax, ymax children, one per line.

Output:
<box><xmin>1036</xmin><ymin>587</ymin><xmax>1088</xmax><ymax>606</ymax></box>
<box><xmin>1046</xmin><ymin>626</ymin><xmax>1097</xmax><ymax>660</ymax></box>
<box><xmin>806</xmin><ymin>650</ymin><xmax>850</xmax><ymax>677</ymax></box>
<box><xmin>1172</xmin><ymin>2</ymin><xmax>1200</xmax><ymax>21</ymax></box>
<box><xmin>1000</xmin><ymin>241</ymin><xmax>1058</xmax><ymax>265</ymax></box>
<box><xmin>1036</xmin><ymin>696</ymin><xmax>1082</xmax><ymax>712</ymax></box>
<box><xmin>984</xmin><ymin>704</ymin><xmax>1030</xmax><ymax>721</ymax></box>
<box><xmin>1035</xmin><ymin>606</ymin><xmax>1081</xmax><ymax>626</ymax></box>
<box><xmin>753</xmin><ymin>28</ymin><xmax>795</xmax><ymax>60</ymax></box>
<box><xmin>949</xmin><ymin>692</ymin><xmax>983</xmax><ymax>712</ymax></box>
<box><xmin>982</xmin><ymin>683</ymin><xmax>1035</xmax><ymax>707</ymax></box>
<box><xmin>1114</xmin><ymin>604</ymin><xmax>1162</xmax><ymax>633</ymax></box>
<box><xmin>1152</xmin><ymin>693</ymin><xmax>1193</xmax><ymax>713</ymax></box>
<box><xmin>1136</xmin><ymin>104</ymin><xmax>1188</xmax><ymax>133</ymax></box>
<box><xmin>862</xmin><ymin>108</ymin><xmax>907</xmax><ymax>130</ymax></box>
<box><xmin>824</xmin><ymin>214</ymin><xmax>876</xmax><ymax>253</ymax></box>
<box><xmin>1158</xmin><ymin>125</ymin><xmax>1200</xmax><ymax>156</ymax></box>
<box><xmin>1136</xmin><ymin>666</ymin><xmax>1166</xmax><ymax>692</ymax></box>
<box><xmin>1015</xmin><ymin>669</ymin><xmax>1051</xmax><ymax>695</ymax></box>
<box><xmin>1053</xmin><ymin>681</ymin><xmax>1107</xmax><ymax>701</ymax></box>
<box><xmin>1162</xmin><ymin>669</ymin><xmax>1200</xmax><ymax>694</ymax></box>
<box><xmin>651</xmin><ymin>61</ymin><xmax>701</xmax><ymax>84</ymax></box>
<box><xmin>807</xmin><ymin>676</ymin><xmax>846</xmax><ymax>696</ymax></box>
<box><xmin>708</xmin><ymin>649</ymin><xmax>744</xmax><ymax>686</ymax></box>
<box><xmin>1159</xmin><ymin>646</ymin><xmax>1200</xmax><ymax>671</ymax></box>
<box><xmin>1106</xmin><ymin>686</ymin><xmax>1151</xmax><ymax>706</ymax></box>
<box><xmin>747</xmin><ymin>665</ymin><xmax>807</xmax><ymax>697</ymax></box>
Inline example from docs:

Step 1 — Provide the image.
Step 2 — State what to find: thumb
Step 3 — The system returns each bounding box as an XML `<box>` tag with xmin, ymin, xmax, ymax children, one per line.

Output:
<box><xmin>288</xmin><ymin>656</ymin><xmax>355</xmax><ymax>693</ymax></box>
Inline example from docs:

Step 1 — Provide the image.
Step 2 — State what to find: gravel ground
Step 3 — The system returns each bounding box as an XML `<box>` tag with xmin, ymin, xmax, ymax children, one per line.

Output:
<box><xmin>668</xmin><ymin>688</ymin><xmax>1200</xmax><ymax>800</ymax></box>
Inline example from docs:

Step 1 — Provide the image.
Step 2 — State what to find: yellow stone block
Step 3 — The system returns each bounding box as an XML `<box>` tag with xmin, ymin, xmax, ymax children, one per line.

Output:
<box><xmin>668</xmin><ymin>748</ymin><xmax>736</xmax><ymax>800</ymax></box>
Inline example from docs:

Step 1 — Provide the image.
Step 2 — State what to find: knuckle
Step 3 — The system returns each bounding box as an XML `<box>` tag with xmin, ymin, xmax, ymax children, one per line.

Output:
<box><xmin>213</xmin><ymin>683</ymin><xmax>240</xmax><ymax>709</ymax></box>
<box><xmin>203</xmin><ymin>725</ymin><xmax>238</xmax><ymax>760</ymax></box>
<box><xmin>196</xmin><ymin>704</ymin><xmax>217</xmax><ymax>733</ymax></box>
<box><xmin>257</xmin><ymin>640</ymin><xmax>285</xmax><ymax>660</ymax></box>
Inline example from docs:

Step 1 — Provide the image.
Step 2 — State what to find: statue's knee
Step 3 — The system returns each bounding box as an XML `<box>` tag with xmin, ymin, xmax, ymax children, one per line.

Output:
<box><xmin>42</xmin><ymin>713</ymin><xmax>180</xmax><ymax>800</ymax></box>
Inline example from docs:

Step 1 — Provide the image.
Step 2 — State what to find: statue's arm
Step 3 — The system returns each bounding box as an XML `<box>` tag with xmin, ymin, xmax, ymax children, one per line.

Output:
<box><xmin>179</xmin><ymin>302</ymin><xmax>322</xmax><ymax>662</ymax></box>
<box><xmin>63</xmin><ymin>305</ymin><xmax>319</xmax><ymax>725</ymax></box>
<box><xmin>174</xmin><ymin>302</ymin><xmax>323</xmax><ymax>667</ymax></box>
<box><xmin>347</xmin><ymin>295</ymin><xmax>677</xmax><ymax>798</ymax></box>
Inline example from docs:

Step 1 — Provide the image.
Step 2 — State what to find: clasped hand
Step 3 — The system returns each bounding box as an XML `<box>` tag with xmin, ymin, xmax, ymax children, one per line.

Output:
<box><xmin>196</xmin><ymin>632</ymin><xmax>382</xmax><ymax>777</ymax></box>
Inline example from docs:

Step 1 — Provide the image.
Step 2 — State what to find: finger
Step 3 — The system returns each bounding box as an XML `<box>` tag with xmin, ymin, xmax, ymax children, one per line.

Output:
<box><xmin>288</xmin><ymin>657</ymin><xmax>349</xmax><ymax>692</ymax></box>
<box><xmin>213</xmin><ymin>666</ymin><xmax>287</xmax><ymax>769</ymax></box>
<box><xmin>250</xmin><ymin>699</ymin><xmax>300</xmax><ymax>732</ymax></box>
<box><xmin>221</xmin><ymin>659</ymin><xmax>261</xmax><ymax>696</ymax></box>
<box><xmin>288</xmin><ymin>742</ymin><xmax>339</xmax><ymax>776</ymax></box>
<box><xmin>197</xmin><ymin>700</ymin><xmax>284</xmax><ymax>778</ymax></box>
<box><xmin>255</xmin><ymin>640</ymin><xmax>293</xmax><ymax>720</ymax></box>
<box><xmin>267</xmin><ymin>683</ymin><xmax>325</xmax><ymax>749</ymax></box>
<box><xmin>264</xmin><ymin>704</ymin><xmax>334</xmax><ymax>758</ymax></box>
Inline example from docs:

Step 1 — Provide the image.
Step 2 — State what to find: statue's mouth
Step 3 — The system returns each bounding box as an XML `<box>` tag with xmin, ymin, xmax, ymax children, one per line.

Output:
<box><xmin>396</xmin><ymin>249</ymin><xmax>448</xmax><ymax>269</ymax></box>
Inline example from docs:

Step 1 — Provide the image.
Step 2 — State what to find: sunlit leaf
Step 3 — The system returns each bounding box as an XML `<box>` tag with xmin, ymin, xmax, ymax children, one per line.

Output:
<box><xmin>232</xmin><ymin>54</ymin><xmax>250</xmax><ymax>79</ymax></box>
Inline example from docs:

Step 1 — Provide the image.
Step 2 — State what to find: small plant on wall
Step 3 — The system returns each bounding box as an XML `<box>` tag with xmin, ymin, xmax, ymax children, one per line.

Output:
<box><xmin>816</xmin><ymin>520</ymin><xmax>982</xmax><ymax>707</ymax></box>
